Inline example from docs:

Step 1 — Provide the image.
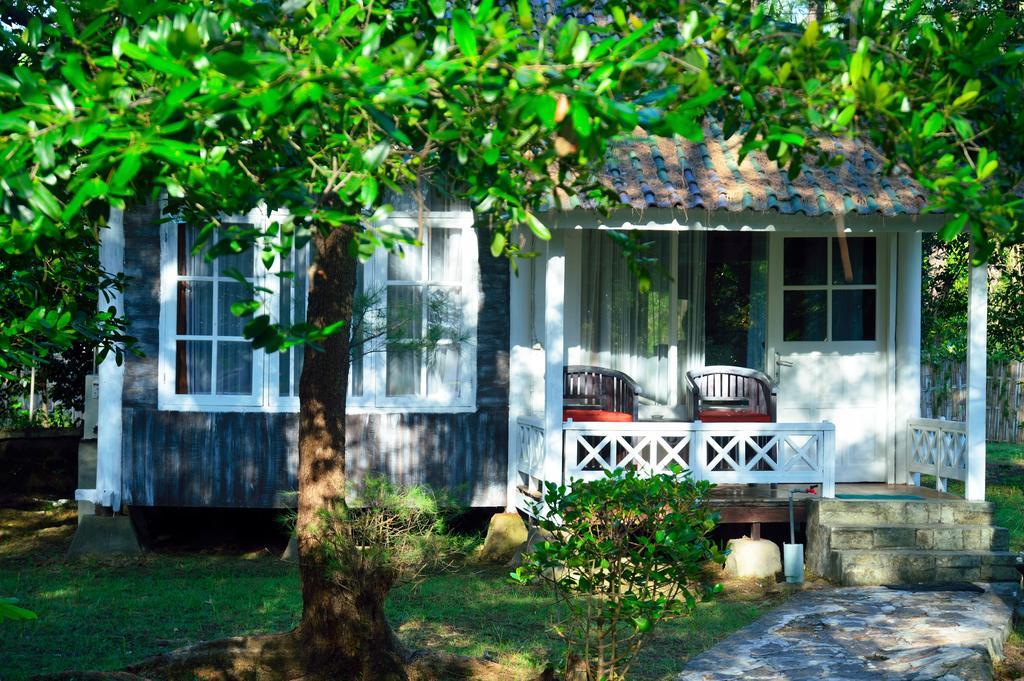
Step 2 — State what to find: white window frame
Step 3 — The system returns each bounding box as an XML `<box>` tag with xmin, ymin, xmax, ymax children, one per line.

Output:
<box><xmin>158</xmin><ymin>209</ymin><xmax>479</xmax><ymax>414</ymax></box>
<box><xmin>347</xmin><ymin>212</ymin><xmax>479</xmax><ymax>413</ymax></box>
<box><xmin>775</xmin><ymin>234</ymin><xmax>882</xmax><ymax>351</ymax></box>
<box><xmin>157</xmin><ymin>207</ymin><xmax>270</xmax><ymax>411</ymax></box>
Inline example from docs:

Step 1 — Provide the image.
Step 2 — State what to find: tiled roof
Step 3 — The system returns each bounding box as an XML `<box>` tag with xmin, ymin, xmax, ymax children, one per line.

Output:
<box><xmin>592</xmin><ymin>122</ymin><xmax>927</xmax><ymax>216</ymax></box>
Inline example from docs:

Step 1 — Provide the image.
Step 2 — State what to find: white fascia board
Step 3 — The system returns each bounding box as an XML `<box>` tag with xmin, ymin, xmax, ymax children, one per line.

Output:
<box><xmin>546</xmin><ymin>208</ymin><xmax>945</xmax><ymax>234</ymax></box>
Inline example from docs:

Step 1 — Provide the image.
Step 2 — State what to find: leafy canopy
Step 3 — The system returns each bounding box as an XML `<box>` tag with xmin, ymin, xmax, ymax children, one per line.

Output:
<box><xmin>1</xmin><ymin>0</ymin><xmax>1022</xmax><ymax>367</ymax></box>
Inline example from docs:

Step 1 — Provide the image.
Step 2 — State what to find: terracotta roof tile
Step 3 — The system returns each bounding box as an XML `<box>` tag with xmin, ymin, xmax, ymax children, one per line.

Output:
<box><xmin>591</xmin><ymin>123</ymin><xmax>927</xmax><ymax>216</ymax></box>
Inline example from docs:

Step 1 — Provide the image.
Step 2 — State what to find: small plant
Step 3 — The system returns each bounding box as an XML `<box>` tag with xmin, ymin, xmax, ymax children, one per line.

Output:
<box><xmin>0</xmin><ymin>398</ymin><xmax>79</xmax><ymax>431</ymax></box>
<box><xmin>513</xmin><ymin>468</ymin><xmax>725</xmax><ymax>681</ymax></box>
<box><xmin>303</xmin><ymin>477</ymin><xmax>465</xmax><ymax>589</ymax></box>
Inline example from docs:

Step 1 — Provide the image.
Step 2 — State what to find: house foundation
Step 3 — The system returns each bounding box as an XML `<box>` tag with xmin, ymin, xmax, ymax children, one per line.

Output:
<box><xmin>66</xmin><ymin>513</ymin><xmax>142</xmax><ymax>559</ymax></box>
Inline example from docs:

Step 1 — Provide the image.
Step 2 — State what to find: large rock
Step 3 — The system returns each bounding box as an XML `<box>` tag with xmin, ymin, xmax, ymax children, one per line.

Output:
<box><xmin>724</xmin><ymin>536</ymin><xmax>782</xmax><ymax>579</ymax></box>
<box><xmin>478</xmin><ymin>512</ymin><xmax>528</xmax><ymax>564</ymax></box>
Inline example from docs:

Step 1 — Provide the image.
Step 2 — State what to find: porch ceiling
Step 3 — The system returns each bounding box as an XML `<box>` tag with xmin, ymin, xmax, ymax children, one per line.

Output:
<box><xmin>573</xmin><ymin>121</ymin><xmax>927</xmax><ymax>217</ymax></box>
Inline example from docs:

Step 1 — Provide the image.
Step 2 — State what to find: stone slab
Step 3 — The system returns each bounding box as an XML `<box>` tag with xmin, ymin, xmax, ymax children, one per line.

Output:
<box><xmin>677</xmin><ymin>583</ymin><xmax>1019</xmax><ymax>681</ymax></box>
<box><xmin>66</xmin><ymin>514</ymin><xmax>142</xmax><ymax>558</ymax></box>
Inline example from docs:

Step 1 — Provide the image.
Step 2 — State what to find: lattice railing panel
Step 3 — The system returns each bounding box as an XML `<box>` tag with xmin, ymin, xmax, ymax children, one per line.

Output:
<box><xmin>562</xmin><ymin>421</ymin><xmax>836</xmax><ymax>496</ymax></box>
<box><xmin>908</xmin><ymin>418</ymin><xmax>968</xmax><ymax>493</ymax></box>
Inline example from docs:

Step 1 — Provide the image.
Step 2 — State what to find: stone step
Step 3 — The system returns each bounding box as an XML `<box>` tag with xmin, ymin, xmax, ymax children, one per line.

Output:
<box><xmin>811</xmin><ymin>498</ymin><xmax>994</xmax><ymax>526</ymax></box>
<box><xmin>832</xmin><ymin>549</ymin><xmax>1020</xmax><ymax>586</ymax></box>
<box><xmin>828</xmin><ymin>524</ymin><xmax>1010</xmax><ymax>552</ymax></box>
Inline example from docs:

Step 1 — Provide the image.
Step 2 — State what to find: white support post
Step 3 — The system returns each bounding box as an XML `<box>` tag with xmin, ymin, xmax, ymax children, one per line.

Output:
<box><xmin>965</xmin><ymin>253</ymin><xmax>987</xmax><ymax>501</ymax></box>
<box><xmin>822</xmin><ymin>423</ymin><xmax>836</xmax><ymax>499</ymax></box>
<box><xmin>79</xmin><ymin>208</ymin><xmax>125</xmax><ymax>512</ymax></box>
<box><xmin>505</xmin><ymin>252</ymin><xmax>530</xmax><ymax>511</ymax></box>
<box><xmin>543</xmin><ymin>232</ymin><xmax>566</xmax><ymax>490</ymax></box>
<box><xmin>895</xmin><ymin>232</ymin><xmax>922</xmax><ymax>485</ymax></box>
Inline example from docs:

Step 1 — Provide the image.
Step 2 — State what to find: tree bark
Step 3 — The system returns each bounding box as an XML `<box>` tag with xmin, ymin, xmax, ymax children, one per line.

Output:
<box><xmin>296</xmin><ymin>227</ymin><xmax>408</xmax><ymax>680</ymax></box>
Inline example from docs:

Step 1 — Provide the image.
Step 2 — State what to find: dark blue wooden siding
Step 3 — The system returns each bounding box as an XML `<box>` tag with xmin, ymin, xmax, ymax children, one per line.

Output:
<box><xmin>119</xmin><ymin>204</ymin><xmax>510</xmax><ymax>508</ymax></box>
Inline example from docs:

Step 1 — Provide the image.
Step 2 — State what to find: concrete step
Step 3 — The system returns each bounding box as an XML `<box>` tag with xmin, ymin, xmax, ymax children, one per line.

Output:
<box><xmin>811</xmin><ymin>499</ymin><xmax>994</xmax><ymax>526</ymax></box>
<box><xmin>828</xmin><ymin>524</ymin><xmax>1010</xmax><ymax>552</ymax></box>
<box><xmin>832</xmin><ymin>548</ymin><xmax>1020</xmax><ymax>586</ymax></box>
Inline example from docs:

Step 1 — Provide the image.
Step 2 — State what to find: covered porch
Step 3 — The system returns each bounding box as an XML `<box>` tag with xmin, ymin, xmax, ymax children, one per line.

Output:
<box><xmin>505</xmin><ymin>215</ymin><xmax>990</xmax><ymax>514</ymax></box>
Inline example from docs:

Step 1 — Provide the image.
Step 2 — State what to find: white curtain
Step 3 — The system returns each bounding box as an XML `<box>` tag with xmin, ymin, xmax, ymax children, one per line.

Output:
<box><xmin>578</xmin><ymin>232</ymin><xmax>676</xmax><ymax>404</ymax></box>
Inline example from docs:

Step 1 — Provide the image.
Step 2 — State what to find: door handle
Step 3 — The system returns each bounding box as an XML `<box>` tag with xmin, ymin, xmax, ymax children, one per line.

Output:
<box><xmin>773</xmin><ymin>351</ymin><xmax>793</xmax><ymax>384</ymax></box>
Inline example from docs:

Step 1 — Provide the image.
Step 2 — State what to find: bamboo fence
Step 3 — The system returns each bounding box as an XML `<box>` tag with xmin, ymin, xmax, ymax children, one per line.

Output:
<box><xmin>921</xmin><ymin>360</ymin><xmax>1024</xmax><ymax>444</ymax></box>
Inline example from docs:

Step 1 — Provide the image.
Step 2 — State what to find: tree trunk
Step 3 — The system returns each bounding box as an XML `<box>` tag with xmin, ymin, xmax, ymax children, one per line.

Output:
<box><xmin>296</xmin><ymin>228</ymin><xmax>408</xmax><ymax>680</ymax></box>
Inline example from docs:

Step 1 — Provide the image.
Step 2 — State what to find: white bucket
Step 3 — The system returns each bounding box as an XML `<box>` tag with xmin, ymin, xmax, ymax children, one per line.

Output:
<box><xmin>783</xmin><ymin>543</ymin><xmax>804</xmax><ymax>584</ymax></box>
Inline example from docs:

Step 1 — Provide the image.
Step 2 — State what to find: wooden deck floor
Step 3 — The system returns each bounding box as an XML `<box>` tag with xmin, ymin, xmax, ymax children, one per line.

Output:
<box><xmin>708</xmin><ymin>483</ymin><xmax>956</xmax><ymax>524</ymax></box>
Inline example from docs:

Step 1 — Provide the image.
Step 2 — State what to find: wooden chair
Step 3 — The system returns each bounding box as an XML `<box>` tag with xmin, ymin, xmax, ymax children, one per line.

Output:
<box><xmin>685</xmin><ymin>366</ymin><xmax>776</xmax><ymax>423</ymax></box>
<box><xmin>563</xmin><ymin>366</ymin><xmax>643</xmax><ymax>422</ymax></box>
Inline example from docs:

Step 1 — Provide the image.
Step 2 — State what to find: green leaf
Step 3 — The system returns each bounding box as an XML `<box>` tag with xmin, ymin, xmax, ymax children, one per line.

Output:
<box><xmin>953</xmin><ymin>79</ymin><xmax>981</xmax><ymax>108</ymax></box>
<box><xmin>939</xmin><ymin>213</ymin><xmax>968</xmax><ymax>241</ymax></box>
<box><xmin>112</xmin><ymin>27</ymin><xmax>130</xmax><ymax>61</ymax></box>
<box><xmin>452</xmin><ymin>10</ymin><xmax>478</xmax><ymax>59</ymax></box>
<box><xmin>50</xmin><ymin>84</ymin><xmax>75</xmax><ymax>117</ymax></box>
<box><xmin>524</xmin><ymin>211</ymin><xmax>550</xmax><ymax>240</ymax></box>
<box><xmin>978</xmin><ymin>158</ymin><xmax>998</xmax><ymax>181</ymax></box>
<box><xmin>111</xmin><ymin>153</ymin><xmax>143</xmax><ymax>189</ymax></box>
<box><xmin>835</xmin><ymin>104</ymin><xmax>856</xmax><ymax>127</ymax></box>
<box><xmin>572</xmin><ymin>105</ymin><xmax>592</xmax><ymax>138</ymax></box>
<box><xmin>572</xmin><ymin>31</ymin><xmax>591</xmax><ymax>63</ymax></box>
<box><xmin>429</xmin><ymin>0</ymin><xmax>446</xmax><ymax>19</ymax></box>
<box><xmin>516</xmin><ymin>0</ymin><xmax>534</xmax><ymax>29</ymax></box>
<box><xmin>921</xmin><ymin>112</ymin><xmax>944</xmax><ymax>138</ymax></box>
<box><xmin>230</xmin><ymin>300</ymin><xmax>261</xmax><ymax>316</ymax></box>
<box><xmin>362</xmin><ymin>143</ymin><xmax>390</xmax><ymax>169</ymax></box>
<box><xmin>490</xmin><ymin>231</ymin><xmax>506</xmax><ymax>257</ymax></box>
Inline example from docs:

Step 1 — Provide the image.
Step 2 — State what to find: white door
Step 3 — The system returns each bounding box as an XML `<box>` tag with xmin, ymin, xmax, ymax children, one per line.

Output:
<box><xmin>767</xmin><ymin>234</ymin><xmax>890</xmax><ymax>482</ymax></box>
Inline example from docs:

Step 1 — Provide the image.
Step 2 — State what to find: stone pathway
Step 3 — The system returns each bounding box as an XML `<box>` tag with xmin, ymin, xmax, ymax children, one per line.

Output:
<box><xmin>677</xmin><ymin>583</ymin><xmax>1019</xmax><ymax>681</ymax></box>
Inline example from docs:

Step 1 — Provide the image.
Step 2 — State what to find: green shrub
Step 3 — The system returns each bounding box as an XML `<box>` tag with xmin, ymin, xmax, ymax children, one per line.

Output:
<box><xmin>512</xmin><ymin>468</ymin><xmax>725</xmax><ymax>681</ymax></box>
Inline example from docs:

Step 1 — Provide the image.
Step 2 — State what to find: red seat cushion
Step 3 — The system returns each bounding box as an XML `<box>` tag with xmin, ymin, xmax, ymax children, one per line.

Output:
<box><xmin>563</xmin><ymin>408</ymin><xmax>634</xmax><ymax>423</ymax></box>
<box><xmin>698</xmin><ymin>410</ymin><xmax>772</xmax><ymax>423</ymax></box>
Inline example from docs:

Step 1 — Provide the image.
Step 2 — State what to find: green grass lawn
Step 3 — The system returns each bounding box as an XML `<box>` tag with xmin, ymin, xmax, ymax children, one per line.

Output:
<box><xmin>4</xmin><ymin>442</ymin><xmax>1020</xmax><ymax>680</ymax></box>
<box><xmin>0</xmin><ymin>502</ymin><xmax>782</xmax><ymax>680</ymax></box>
<box><xmin>985</xmin><ymin>443</ymin><xmax>1024</xmax><ymax>551</ymax></box>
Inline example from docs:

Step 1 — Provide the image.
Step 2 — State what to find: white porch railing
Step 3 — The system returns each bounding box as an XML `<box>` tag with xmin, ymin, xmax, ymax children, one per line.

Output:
<box><xmin>514</xmin><ymin>418</ymin><xmax>836</xmax><ymax>512</ymax></box>
<box><xmin>513</xmin><ymin>416</ymin><xmax>547</xmax><ymax>514</ymax></box>
<box><xmin>908</xmin><ymin>417</ymin><xmax>968</xmax><ymax>493</ymax></box>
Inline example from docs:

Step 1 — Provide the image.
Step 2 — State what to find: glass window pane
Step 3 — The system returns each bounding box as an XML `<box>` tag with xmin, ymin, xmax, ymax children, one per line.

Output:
<box><xmin>386</xmin><ymin>345</ymin><xmax>422</xmax><ymax>396</ymax></box>
<box><xmin>216</xmin><ymin>341</ymin><xmax>253</xmax><ymax>395</ymax></box>
<box><xmin>293</xmin><ymin>250</ymin><xmax>309</xmax><ymax>325</ymax></box>
<box><xmin>832</xmin><ymin>290</ymin><xmax>876</xmax><ymax>341</ymax></box>
<box><xmin>428</xmin><ymin>345</ymin><xmax>461</xmax><ymax>397</ymax></box>
<box><xmin>427</xmin><ymin>287</ymin><xmax>462</xmax><ymax>341</ymax></box>
<box><xmin>388</xmin><ymin>245</ymin><xmax>422</xmax><ymax>281</ymax></box>
<box><xmin>783</xmin><ymin>238</ymin><xmax>828</xmax><ymax>285</ymax></box>
<box><xmin>783</xmin><ymin>290</ymin><xmax>827</xmax><ymax>341</ymax></box>
<box><xmin>218</xmin><ymin>227</ymin><xmax>255</xmax><ymax>278</ymax></box>
<box><xmin>177</xmin><ymin>224</ymin><xmax>212</xmax><ymax>277</ymax></box>
<box><xmin>217</xmin><ymin>281</ymin><xmax>249</xmax><ymax>337</ymax></box>
<box><xmin>175</xmin><ymin>340</ymin><xmax>212</xmax><ymax>394</ymax></box>
<box><xmin>832</xmin><ymin>237</ymin><xmax>876</xmax><ymax>285</ymax></box>
<box><xmin>704</xmin><ymin>233</ymin><xmax>768</xmax><ymax>370</ymax></box>
<box><xmin>279</xmin><ymin>350</ymin><xmax>292</xmax><ymax>397</ymax></box>
<box><xmin>177</xmin><ymin>281</ymin><xmax>213</xmax><ymax>335</ymax></box>
<box><xmin>278</xmin><ymin>276</ymin><xmax>293</xmax><ymax>326</ymax></box>
<box><xmin>429</xmin><ymin>228</ymin><xmax>462</xmax><ymax>282</ymax></box>
<box><xmin>387</xmin><ymin>286</ymin><xmax>423</xmax><ymax>340</ymax></box>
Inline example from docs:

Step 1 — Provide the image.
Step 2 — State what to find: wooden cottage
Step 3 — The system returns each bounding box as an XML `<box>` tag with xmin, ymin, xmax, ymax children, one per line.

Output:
<box><xmin>75</xmin><ymin>127</ymin><xmax>1012</xmax><ymax>584</ymax></box>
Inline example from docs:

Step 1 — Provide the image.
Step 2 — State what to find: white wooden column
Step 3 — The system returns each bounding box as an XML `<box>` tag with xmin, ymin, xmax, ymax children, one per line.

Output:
<box><xmin>78</xmin><ymin>208</ymin><xmax>125</xmax><ymax>512</ymax></box>
<box><xmin>965</xmin><ymin>251</ymin><xmax>987</xmax><ymax>501</ymax></box>
<box><xmin>895</xmin><ymin>232</ymin><xmax>922</xmax><ymax>485</ymax></box>
<box><xmin>505</xmin><ymin>251</ymin><xmax>530</xmax><ymax>511</ymax></box>
<box><xmin>543</xmin><ymin>231</ymin><xmax>566</xmax><ymax>487</ymax></box>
